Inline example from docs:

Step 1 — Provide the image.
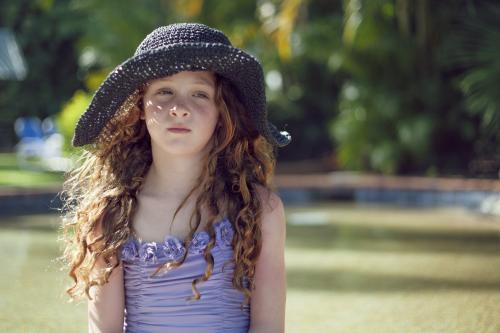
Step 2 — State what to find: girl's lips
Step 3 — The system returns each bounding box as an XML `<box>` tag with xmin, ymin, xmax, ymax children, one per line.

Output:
<box><xmin>167</xmin><ymin>128</ymin><xmax>191</xmax><ymax>133</ymax></box>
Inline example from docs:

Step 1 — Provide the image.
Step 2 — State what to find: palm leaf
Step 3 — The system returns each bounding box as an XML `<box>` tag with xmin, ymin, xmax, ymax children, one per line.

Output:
<box><xmin>442</xmin><ymin>2</ymin><xmax>500</xmax><ymax>132</ymax></box>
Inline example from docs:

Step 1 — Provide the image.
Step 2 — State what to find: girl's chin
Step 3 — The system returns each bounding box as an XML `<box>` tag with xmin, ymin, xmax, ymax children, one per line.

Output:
<box><xmin>155</xmin><ymin>143</ymin><xmax>209</xmax><ymax>156</ymax></box>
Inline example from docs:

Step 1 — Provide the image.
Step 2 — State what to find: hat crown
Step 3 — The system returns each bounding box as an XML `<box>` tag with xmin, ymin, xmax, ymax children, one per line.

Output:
<box><xmin>134</xmin><ymin>23</ymin><xmax>232</xmax><ymax>56</ymax></box>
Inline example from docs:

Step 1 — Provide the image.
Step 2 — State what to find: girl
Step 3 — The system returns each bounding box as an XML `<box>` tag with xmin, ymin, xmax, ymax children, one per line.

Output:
<box><xmin>59</xmin><ymin>22</ymin><xmax>291</xmax><ymax>332</ymax></box>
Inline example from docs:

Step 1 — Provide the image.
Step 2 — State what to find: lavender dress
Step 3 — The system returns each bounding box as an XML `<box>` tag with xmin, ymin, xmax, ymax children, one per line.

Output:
<box><xmin>119</xmin><ymin>218</ymin><xmax>250</xmax><ymax>333</ymax></box>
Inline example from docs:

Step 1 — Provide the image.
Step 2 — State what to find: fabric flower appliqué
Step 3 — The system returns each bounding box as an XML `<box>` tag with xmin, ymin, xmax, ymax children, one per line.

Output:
<box><xmin>139</xmin><ymin>242</ymin><xmax>159</xmax><ymax>264</ymax></box>
<box><xmin>215</xmin><ymin>219</ymin><xmax>234</xmax><ymax>248</ymax></box>
<box><xmin>189</xmin><ymin>232</ymin><xmax>210</xmax><ymax>254</ymax></box>
<box><xmin>121</xmin><ymin>218</ymin><xmax>236</xmax><ymax>264</ymax></box>
<box><xmin>121</xmin><ymin>240</ymin><xmax>139</xmax><ymax>262</ymax></box>
<box><xmin>163</xmin><ymin>236</ymin><xmax>187</xmax><ymax>262</ymax></box>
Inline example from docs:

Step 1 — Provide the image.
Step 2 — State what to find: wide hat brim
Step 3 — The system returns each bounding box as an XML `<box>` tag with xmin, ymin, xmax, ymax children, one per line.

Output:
<box><xmin>72</xmin><ymin>42</ymin><xmax>291</xmax><ymax>148</ymax></box>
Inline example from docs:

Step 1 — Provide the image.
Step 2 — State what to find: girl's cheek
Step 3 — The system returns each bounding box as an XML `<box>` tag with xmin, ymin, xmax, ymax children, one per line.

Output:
<box><xmin>147</xmin><ymin>104</ymin><xmax>165</xmax><ymax>117</ymax></box>
<box><xmin>144</xmin><ymin>97</ymin><xmax>168</xmax><ymax>114</ymax></box>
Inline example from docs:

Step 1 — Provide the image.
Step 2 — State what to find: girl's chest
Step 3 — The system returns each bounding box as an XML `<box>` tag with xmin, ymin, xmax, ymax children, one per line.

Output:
<box><xmin>130</xmin><ymin>194</ymin><xmax>212</xmax><ymax>243</ymax></box>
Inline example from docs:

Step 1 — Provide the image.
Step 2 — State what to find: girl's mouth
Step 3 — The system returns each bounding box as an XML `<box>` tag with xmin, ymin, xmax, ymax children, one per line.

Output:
<box><xmin>167</xmin><ymin>128</ymin><xmax>191</xmax><ymax>133</ymax></box>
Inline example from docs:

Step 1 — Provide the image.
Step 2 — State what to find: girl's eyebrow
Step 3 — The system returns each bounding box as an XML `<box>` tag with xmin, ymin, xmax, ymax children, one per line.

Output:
<box><xmin>156</xmin><ymin>77</ymin><xmax>214</xmax><ymax>88</ymax></box>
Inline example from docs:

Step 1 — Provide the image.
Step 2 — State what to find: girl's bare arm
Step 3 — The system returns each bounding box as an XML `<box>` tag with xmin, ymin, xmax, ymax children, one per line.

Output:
<box><xmin>87</xmin><ymin>219</ymin><xmax>125</xmax><ymax>333</ymax></box>
<box><xmin>249</xmin><ymin>189</ymin><xmax>287</xmax><ymax>333</ymax></box>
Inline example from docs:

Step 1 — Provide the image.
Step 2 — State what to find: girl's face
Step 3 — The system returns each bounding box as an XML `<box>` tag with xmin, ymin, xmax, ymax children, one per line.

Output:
<box><xmin>141</xmin><ymin>70</ymin><xmax>219</xmax><ymax>156</ymax></box>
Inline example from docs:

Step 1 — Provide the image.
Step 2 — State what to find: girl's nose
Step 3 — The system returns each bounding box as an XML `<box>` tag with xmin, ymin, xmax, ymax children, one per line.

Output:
<box><xmin>169</xmin><ymin>105</ymin><xmax>190</xmax><ymax>118</ymax></box>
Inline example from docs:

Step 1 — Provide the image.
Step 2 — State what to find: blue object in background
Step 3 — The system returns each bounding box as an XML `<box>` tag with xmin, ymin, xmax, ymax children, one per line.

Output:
<box><xmin>41</xmin><ymin>116</ymin><xmax>59</xmax><ymax>137</ymax></box>
<box><xmin>14</xmin><ymin>117</ymin><xmax>44</xmax><ymax>139</ymax></box>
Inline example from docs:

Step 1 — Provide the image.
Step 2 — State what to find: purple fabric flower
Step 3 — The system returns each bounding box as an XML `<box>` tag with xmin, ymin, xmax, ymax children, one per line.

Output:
<box><xmin>216</xmin><ymin>219</ymin><xmax>234</xmax><ymax>247</ymax></box>
<box><xmin>163</xmin><ymin>236</ymin><xmax>186</xmax><ymax>262</ymax></box>
<box><xmin>139</xmin><ymin>242</ymin><xmax>159</xmax><ymax>264</ymax></box>
<box><xmin>123</xmin><ymin>219</ymin><xmax>236</xmax><ymax>265</ymax></box>
<box><xmin>190</xmin><ymin>232</ymin><xmax>209</xmax><ymax>254</ymax></box>
<box><xmin>121</xmin><ymin>240</ymin><xmax>139</xmax><ymax>261</ymax></box>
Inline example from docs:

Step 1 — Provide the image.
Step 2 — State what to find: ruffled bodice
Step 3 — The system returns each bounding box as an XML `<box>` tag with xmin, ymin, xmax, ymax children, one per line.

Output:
<box><xmin>120</xmin><ymin>218</ymin><xmax>236</xmax><ymax>264</ymax></box>
<box><xmin>119</xmin><ymin>218</ymin><xmax>250</xmax><ymax>333</ymax></box>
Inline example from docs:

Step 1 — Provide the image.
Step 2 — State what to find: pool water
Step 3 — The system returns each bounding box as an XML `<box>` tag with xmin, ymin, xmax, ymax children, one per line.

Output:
<box><xmin>1</xmin><ymin>203</ymin><xmax>499</xmax><ymax>332</ymax></box>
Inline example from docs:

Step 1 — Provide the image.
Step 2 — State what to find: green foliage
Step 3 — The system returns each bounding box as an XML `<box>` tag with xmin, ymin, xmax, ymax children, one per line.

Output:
<box><xmin>330</xmin><ymin>0</ymin><xmax>497</xmax><ymax>176</ymax></box>
<box><xmin>76</xmin><ymin>0</ymin><xmax>170</xmax><ymax>70</ymax></box>
<box><xmin>439</xmin><ymin>1</ymin><xmax>500</xmax><ymax>166</ymax></box>
<box><xmin>261</xmin><ymin>9</ymin><xmax>345</xmax><ymax>160</ymax></box>
<box><xmin>55</xmin><ymin>90</ymin><xmax>91</xmax><ymax>152</ymax></box>
<box><xmin>1</xmin><ymin>0</ymin><xmax>497</xmax><ymax>176</ymax></box>
<box><xmin>0</xmin><ymin>0</ymin><xmax>86</xmax><ymax>149</ymax></box>
<box><xmin>76</xmin><ymin>0</ymin><xmax>261</xmax><ymax>72</ymax></box>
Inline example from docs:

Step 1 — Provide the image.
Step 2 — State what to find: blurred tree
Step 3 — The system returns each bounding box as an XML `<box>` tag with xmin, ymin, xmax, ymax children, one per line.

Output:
<box><xmin>1</xmin><ymin>0</ymin><xmax>497</xmax><ymax>177</ymax></box>
<box><xmin>257</xmin><ymin>0</ymin><xmax>344</xmax><ymax>162</ymax></box>
<box><xmin>440</xmin><ymin>1</ymin><xmax>500</xmax><ymax>176</ymax></box>
<box><xmin>0</xmin><ymin>0</ymin><xmax>87</xmax><ymax>149</ymax></box>
<box><xmin>329</xmin><ymin>0</ymin><xmax>498</xmax><ymax>176</ymax></box>
<box><xmin>56</xmin><ymin>90</ymin><xmax>91</xmax><ymax>153</ymax></box>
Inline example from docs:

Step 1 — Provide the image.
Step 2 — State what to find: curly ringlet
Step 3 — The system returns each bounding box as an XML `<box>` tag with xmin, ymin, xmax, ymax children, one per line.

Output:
<box><xmin>57</xmin><ymin>71</ymin><xmax>277</xmax><ymax>311</ymax></box>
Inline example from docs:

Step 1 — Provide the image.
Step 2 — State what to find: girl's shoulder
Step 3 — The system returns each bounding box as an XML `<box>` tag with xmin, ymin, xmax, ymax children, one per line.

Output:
<box><xmin>255</xmin><ymin>185</ymin><xmax>283</xmax><ymax>213</ymax></box>
<box><xmin>254</xmin><ymin>185</ymin><xmax>286</xmax><ymax>234</ymax></box>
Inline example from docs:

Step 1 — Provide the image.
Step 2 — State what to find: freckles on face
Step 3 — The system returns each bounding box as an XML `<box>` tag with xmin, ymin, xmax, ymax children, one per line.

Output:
<box><xmin>142</xmin><ymin>71</ymin><xmax>217</xmax><ymax>118</ymax></box>
<box><xmin>142</xmin><ymin>94</ymin><xmax>217</xmax><ymax>128</ymax></box>
<box><xmin>140</xmin><ymin>70</ymin><xmax>220</xmax><ymax>154</ymax></box>
<box><xmin>142</xmin><ymin>99</ymin><xmax>163</xmax><ymax>124</ymax></box>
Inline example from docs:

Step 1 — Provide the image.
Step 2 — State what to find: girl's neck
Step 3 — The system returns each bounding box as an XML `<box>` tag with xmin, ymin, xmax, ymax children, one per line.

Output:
<box><xmin>141</xmin><ymin>147</ymin><xmax>206</xmax><ymax>199</ymax></box>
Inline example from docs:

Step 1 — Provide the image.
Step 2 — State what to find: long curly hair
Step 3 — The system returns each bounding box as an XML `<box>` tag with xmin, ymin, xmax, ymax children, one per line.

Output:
<box><xmin>57</xmin><ymin>71</ymin><xmax>276</xmax><ymax>310</ymax></box>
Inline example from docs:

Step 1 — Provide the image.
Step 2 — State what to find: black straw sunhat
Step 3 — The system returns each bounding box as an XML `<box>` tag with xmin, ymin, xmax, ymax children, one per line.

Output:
<box><xmin>72</xmin><ymin>22</ymin><xmax>291</xmax><ymax>148</ymax></box>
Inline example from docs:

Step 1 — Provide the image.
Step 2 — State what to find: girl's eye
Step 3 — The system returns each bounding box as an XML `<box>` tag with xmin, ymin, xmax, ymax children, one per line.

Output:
<box><xmin>157</xmin><ymin>89</ymin><xmax>172</xmax><ymax>95</ymax></box>
<box><xmin>156</xmin><ymin>89</ymin><xmax>209</xmax><ymax>99</ymax></box>
<box><xmin>194</xmin><ymin>91</ymin><xmax>209</xmax><ymax>99</ymax></box>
